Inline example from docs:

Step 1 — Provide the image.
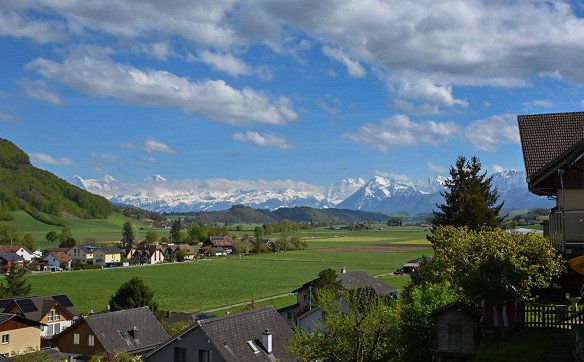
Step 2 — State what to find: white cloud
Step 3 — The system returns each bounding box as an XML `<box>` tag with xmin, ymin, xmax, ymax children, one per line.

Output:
<box><xmin>20</xmin><ymin>78</ymin><xmax>62</xmax><ymax>105</ymax></box>
<box><xmin>30</xmin><ymin>152</ymin><xmax>74</xmax><ymax>165</ymax></box>
<box><xmin>344</xmin><ymin>114</ymin><xmax>459</xmax><ymax>152</ymax></box>
<box><xmin>0</xmin><ymin>11</ymin><xmax>66</xmax><ymax>44</ymax></box>
<box><xmin>522</xmin><ymin>99</ymin><xmax>553</xmax><ymax>108</ymax></box>
<box><xmin>374</xmin><ymin>171</ymin><xmax>409</xmax><ymax>182</ymax></box>
<box><xmin>322</xmin><ymin>46</ymin><xmax>366</xmax><ymax>78</ymax></box>
<box><xmin>492</xmin><ymin>164</ymin><xmax>507</xmax><ymax>173</ymax></box>
<box><xmin>25</xmin><ymin>53</ymin><xmax>297</xmax><ymax>125</ymax></box>
<box><xmin>198</xmin><ymin>50</ymin><xmax>253</xmax><ymax>76</ymax></box>
<box><xmin>232</xmin><ymin>131</ymin><xmax>293</xmax><ymax>149</ymax></box>
<box><xmin>149</xmin><ymin>41</ymin><xmax>171</xmax><ymax>61</ymax></box>
<box><xmin>121</xmin><ymin>139</ymin><xmax>176</xmax><ymax>154</ymax></box>
<box><xmin>427</xmin><ymin>162</ymin><xmax>447</xmax><ymax>174</ymax></box>
<box><xmin>464</xmin><ymin>113</ymin><xmax>520</xmax><ymax>152</ymax></box>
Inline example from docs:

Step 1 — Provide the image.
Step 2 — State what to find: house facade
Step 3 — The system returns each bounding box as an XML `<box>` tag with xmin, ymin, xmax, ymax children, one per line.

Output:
<box><xmin>43</xmin><ymin>252</ymin><xmax>71</xmax><ymax>271</ymax></box>
<box><xmin>129</xmin><ymin>245</ymin><xmax>165</xmax><ymax>264</ymax></box>
<box><xmin>0</xmin><ymin>246</ymin><xmax>32</xmax><ymax>262</ymax></box>
<box><xmin>67</xmin><ymin>244</ymin><xmax>98</xmax><ymax>266</ymax></box>
<box><xmin>518</xmin><ymin>112</ymin><xmax>584</xmax><ymax>255</ymax></box>
<box><xmin>0</xmin><ymin>295</ymin><xmax>80</xmax><ymax>338</ymax></box>
<box><xmin>51</xmin><ymin>307</ymin><xmax>168</xmax><ymax>358</ymax></box>
<box><xmin>199</xmin><ymin>237</ymin><xmax>235</xmax><ymax>256</ymax></box>
<box><xmin>0</xmin><ymin>313</ymin><xmax>43</xmax><ymax>357</ymax></box>
<box><xmin>93</xmin><ymin>247</ymin><xmax>123</xmax><ymax>267</ymax></box>
<box><xmin>144</xmin><ymin>307</ymin><xmax>295</xmax><ymax>362</ymax></box>
<box><xmin>0</xmin><ymin>254</ymin><xmax>24</xmax><ymax>273</ymax></box>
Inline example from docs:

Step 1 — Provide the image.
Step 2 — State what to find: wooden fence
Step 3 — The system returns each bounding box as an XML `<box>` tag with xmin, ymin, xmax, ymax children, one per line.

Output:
<box><xmin>520</xmin><ymin>303</ymin><xmax>584</xmax><ymax>330</ymax></box>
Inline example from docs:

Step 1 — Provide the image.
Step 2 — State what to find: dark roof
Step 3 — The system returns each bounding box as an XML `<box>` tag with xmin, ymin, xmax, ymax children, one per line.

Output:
<box><xmin>0</xmin><ymin>253</ymin><xmax>24</xmax><ymax>262</ymax></box>
<box><xmin>0</xmin><ymin>312</ymin><xmax>44</xmax><ymax>327</ymax></box>
<box><xmin>146</xmin><ymin>307</ymin><xmax>294</xmax><ymax>362</ymax></box>
<box><xmin>209</xmin><ymin>236</ymin><xmax>235</xmax><ymax>247</ymax></box>
<box><xmin>80</xmin><ymin>307</ymin><xmax>168</xmax><ymax>354</ymax></box>
<box><xmin>0</xmin><ymin>295</ymin><xmax>79</xmax><ymax>322</ymax></box>
<box><xmin>431</xmin><ymin>301</ymin><xmax>482</xmax><ymax>317</ymax></box>
<box><xmin>0</xmin><ymin>246</ymin><xmax>30</xmax><ymax>254</ymax></box>
<box><xmin>99</xmin><ymin>247</ymin><xmax>124</xmax><ymax>254</ymax></box>
<box><xmin>518</xmin><ymin>112</ymin><xmax>584</xmax><ymax>179</ymax></box>
<box><xmin>293</xmin><ymin>270</ymin><xmax>398</xmax><ymax>296</ymax></box>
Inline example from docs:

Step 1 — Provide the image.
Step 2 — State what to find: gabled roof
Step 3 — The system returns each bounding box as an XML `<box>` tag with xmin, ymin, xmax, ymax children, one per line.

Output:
<box><xmin>45</xmin><ymin>251</ymin><xmax>71</xmax><ymax>263</ymax></box>
<box><xmin>98</xmin><ymin>247</ymin><xmax>124</xmax><ymax>255</ymax></box>
<box><xmin>518</xmin><ymin>112</ymin><xmax>584</xmax><ymax>180</ymax></box>
<box><xmin>0</xmin><ymin>312</ymin><xmax>44</xmax><ymax>328</ymax></box>
<box><xmin>209</xmin><ymin>236</ymin><xmax>235</xmax><ymax>247</ymax></box>
<box><xmin>0</xmin><ymin>295</ymin><xmax>79</xmax><ymax>322</ymax></box>
<box><xmin>293</xmin><ymin>270</ymin><xmax>398</xmax><ymax>296</ymax></box>
<box><xmin>431</xmin><ymin>301</ymin><xmax>482</xmax><ymax>317</ymax></box>
<box><xmin>0</xmin><ymin>253</ymin><xmax>24</xmax><ymax>262</ymax></box>
<box><xmin>0</xmin><ymin>245</ymin><xmax>30</xmax><ymax>254</ymax></box>
<box><xmin>145</xmin><ymin>307</ymin><xmax>294</xmax><ymax>362</ymax></box>
<box><xmin>77</xmin><ymin>244</ymin><xmax>99</xmax><ymax>253</ymax></box>
<box><xmin>66</xmin><ymin>307</ymin><xmax>168</xmax><ymax>354</ymax></box>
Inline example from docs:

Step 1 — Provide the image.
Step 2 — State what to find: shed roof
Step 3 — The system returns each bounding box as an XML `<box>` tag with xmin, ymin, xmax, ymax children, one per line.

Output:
<box><xmin>517</xmin><ymin>112</ymin><xmax>584</xmax><ymax>180</ymax></box>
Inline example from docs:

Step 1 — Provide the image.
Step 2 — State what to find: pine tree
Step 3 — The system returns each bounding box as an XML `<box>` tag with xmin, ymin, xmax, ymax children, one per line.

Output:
<box><xmin>432</xmin><ymin>156</ymin><xmax>503</xmax><ymax>231</ymax></box>
<box><xmin>121</xmin><ymin>221</ymin><xmax>136</xmax><ymax>248</ymax></box>
<box><xmin>169</xmin><ymin>219</ymin><xmax>182</xmax><ymax>243</ymax></box>
<box><xmin>109</xmin><ymin>277</ymin><xmax>158</xmax><ymax>312</ymax></box>
<box><xmin>0</xmin><ymin>267</ymin><xmax>31</xmax><ymax>298</ymax></box>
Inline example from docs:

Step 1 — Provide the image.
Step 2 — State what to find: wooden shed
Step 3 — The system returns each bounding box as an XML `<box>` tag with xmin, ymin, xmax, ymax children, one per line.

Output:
<box><xmin>430</xmin><ymin>301</ymin><xmax>481</xmax><ymax>362</ymax></box>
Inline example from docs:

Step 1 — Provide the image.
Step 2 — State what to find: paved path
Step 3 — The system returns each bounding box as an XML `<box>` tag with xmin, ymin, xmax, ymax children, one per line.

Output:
<box><xmin>203</xmin><ymin>292</ymin><xmax>295</xmax><ymax>313</ymax></box>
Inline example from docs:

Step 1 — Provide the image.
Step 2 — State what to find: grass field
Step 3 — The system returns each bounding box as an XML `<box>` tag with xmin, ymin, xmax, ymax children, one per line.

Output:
<box><xmin>26</xmin><ymin>226</ymin><xmax>431</xmax><ymax>314</ymax></box>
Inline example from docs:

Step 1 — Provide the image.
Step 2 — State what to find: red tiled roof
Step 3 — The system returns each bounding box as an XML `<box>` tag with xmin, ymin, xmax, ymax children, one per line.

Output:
<box><xmin>0</xmin><ymin>245</ymin><xmax>27</xmax><ymax>254</ymax></box>
<box><xmin>48</xmin><ymin>252</ymin><xmax>71</xmax><ymax>263</ymax></box>
<box><xmin>209</xmin><ymin>236</ymin><xmax>234</xmax><ymax>247</ymax></box>
<box><xmin>518</xmin><ymin>112</ymin><xmax>584</xmax><ymax>179</ymax></box>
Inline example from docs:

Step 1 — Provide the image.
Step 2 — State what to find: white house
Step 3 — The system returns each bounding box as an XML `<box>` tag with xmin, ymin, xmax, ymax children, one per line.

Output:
<box><xmin>0</xmin><ymin>245</ymin><xmax>33</xmax><ymax>262</ymax></box>
<box><xmin>43</xmin><ymin>252</ymin><xmax>71</xmax><ymax>271</ymax></box>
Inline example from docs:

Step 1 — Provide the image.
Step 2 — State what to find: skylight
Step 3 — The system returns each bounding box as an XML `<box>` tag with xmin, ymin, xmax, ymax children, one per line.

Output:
<box><xmin>247</xmin><ymin>340</ymin><xmax>260</xmax><ymax>354</ymax></box>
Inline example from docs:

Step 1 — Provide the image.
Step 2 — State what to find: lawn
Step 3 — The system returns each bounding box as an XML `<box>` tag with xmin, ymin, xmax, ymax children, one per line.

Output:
<box><xmin>476</xmin><ymin>331</ymin><xmax>573</xmax><ymax>361</ymax></box>
<box><xmin>25</xmin><ymin>226</ymin><xmax>430</xmax><ymax>314</ymax></box>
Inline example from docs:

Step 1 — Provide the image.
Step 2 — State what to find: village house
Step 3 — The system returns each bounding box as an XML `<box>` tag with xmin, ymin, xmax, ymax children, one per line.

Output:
<box><xmin>51</xmin><ymin>307</ymin><xmax>168</xmax><ymax>358</ymax></box>
<box><xmin>0</xmin><ymin>313</ymin><xmax>44</xmax><ymax>357</ymax></box>
<box><xmin>93</xmin><ymin>246</ymin><xmax>123</xmax><ymax>267</ymax></box>
<box><xmin>162</xmin><ymin>244</ymin><xmax>195</xmax><ymax>262</ymax></box>
<box><xmin>281</xmin><ymin>268</ymin><xmax>398</xmax><ymax>331</ymax></box>
<box><xmin>67</xmin><ymin>244</ymin><xmax>98</xmax><ymax>266</ymax></box>
<box><xmin>144</xmin><ymin>307</ymin><xmax>294</xmax><ymax>362</ymax></box>
<box><xmin>128</xmin><ymin>244</ymin><xmax>165</xmax><ymax>265</ymax></box>
<box><xmin>0</xmin><ymin>246</ymin><xmax>33</xmax><ymax>262</ymax></box>
<box><xmin>199</xmin><ymin>236</ymin><xmax>235</xmax><ymax>256</ymax></box>
<box><xmin>0</xmin><ymin>253</ymin><xmax>24</xmax><ymax>273</ymax></box>
<box><xmin>43</xmin><ymin>251</ymin><xmax>71</xmax><ymax>271</ymax></box>
<box><xmin>0</xmin><ymin>295</ymin><xmax>80</xmax><ymax>338</ymax></box>
<box><xmin>518</xmin><ymin>112</ymin><xmax>584</xmax><ymax>255</ymax></box>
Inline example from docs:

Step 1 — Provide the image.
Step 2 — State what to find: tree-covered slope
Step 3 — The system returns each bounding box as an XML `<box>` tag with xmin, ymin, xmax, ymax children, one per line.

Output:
<box><xmin>0</xmin><ymin>139</ymin><xmax>114</xmax><ymax>223</ymax></box>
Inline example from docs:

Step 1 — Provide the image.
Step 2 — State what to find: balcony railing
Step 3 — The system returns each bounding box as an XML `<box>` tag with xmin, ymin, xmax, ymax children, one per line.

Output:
<box><xmin>549</xmin><ymin>209</ymin><xmax>584</xmax><ymax>253</ymax></box>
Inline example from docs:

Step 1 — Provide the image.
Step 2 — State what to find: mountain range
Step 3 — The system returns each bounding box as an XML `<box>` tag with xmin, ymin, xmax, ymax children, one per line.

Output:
<box><xmin>71</xmin><ymin>169</ymin><xmax>553</xmax><ymax>214</ymax></box>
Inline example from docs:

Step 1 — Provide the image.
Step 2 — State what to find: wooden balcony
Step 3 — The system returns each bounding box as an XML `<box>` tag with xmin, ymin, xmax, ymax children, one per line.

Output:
<box><xmin>549</xmin><ymin>209</ymin><xmax>584</xmax><ymax>254</ymax></box>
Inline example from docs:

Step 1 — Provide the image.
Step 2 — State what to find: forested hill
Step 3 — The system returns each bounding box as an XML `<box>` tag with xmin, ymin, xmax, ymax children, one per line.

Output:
<box><xmin>173</xmin><ymin>205</ymin><xmax>389</xmax><ymax>224</ymax></box>
<box><xmin>0</xmin><ymin>139</ymin><xmax>115</xmax><ymax>224</ymax></box>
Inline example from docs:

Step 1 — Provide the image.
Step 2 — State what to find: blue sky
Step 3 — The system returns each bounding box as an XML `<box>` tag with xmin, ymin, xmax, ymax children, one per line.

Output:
<box><xmin>1</xmin><ymin>1</ymin><xmax>584</xmax><ymax>186</ymax></box>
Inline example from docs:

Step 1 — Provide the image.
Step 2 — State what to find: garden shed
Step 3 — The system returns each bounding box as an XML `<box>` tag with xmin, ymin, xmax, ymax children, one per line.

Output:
<box><xmin>430</xmin><ymin>301</ymin><xmax>481</xmax><ymax>361</ymax></box>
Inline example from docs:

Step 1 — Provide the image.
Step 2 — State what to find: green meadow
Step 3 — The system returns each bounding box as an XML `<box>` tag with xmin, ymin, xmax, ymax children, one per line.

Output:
<box><xmin>25</xmin><ymin>226</ymin><xmax>431</xmax><ymax>314</ymax></box>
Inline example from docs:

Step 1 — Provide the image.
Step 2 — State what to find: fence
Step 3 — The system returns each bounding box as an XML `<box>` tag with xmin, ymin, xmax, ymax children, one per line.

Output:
<box><xmin>520</xmin><ymin>303</ymin><xmax>584</xmax><ymax>330</ymax></box>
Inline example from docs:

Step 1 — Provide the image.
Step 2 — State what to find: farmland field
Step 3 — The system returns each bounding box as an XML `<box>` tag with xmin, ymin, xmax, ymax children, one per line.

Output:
<box><xmin>26</xmin><ymin>226</ymin><xmax>432</xmax><ymax>314</ymax></box>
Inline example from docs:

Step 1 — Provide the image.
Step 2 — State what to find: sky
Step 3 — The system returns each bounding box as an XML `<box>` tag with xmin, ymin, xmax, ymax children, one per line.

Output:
<box><xmin>2</xmin><ymin>0</ymin><xmax>584</xmax><ymax>187</ymax></box>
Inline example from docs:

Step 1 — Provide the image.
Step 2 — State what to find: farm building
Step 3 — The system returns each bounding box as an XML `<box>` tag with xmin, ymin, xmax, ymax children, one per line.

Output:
<box><xmin>199</xmin><ymin>236</ymin><xmax>235</xmax><ymax>255</ymax></box>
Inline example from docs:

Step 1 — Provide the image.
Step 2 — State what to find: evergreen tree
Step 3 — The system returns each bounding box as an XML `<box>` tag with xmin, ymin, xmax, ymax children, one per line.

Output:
<box><xmin>169</xmin><ymin>219</ymin><xmax>183</xmax><ymax>243</ymax></box>
<box><xmin>58</xmin><ymin>227</ymin><xmax>73</xmax><ymax>244</ymax></box>
<box><xmin>121</xmin><ymin>221</ymin><xmax>136</xmax><ymax>248</ymax></box>
<box><xmin>0</xmin><ymin>267</ymin><xmax>31</xmax><ymax>298</ymax></box>
<box><xmin>432</xmin><ymin>156</ymin><xmax>503</xmax><ymax>231</ymax></box>
<box><xmin>22</xmin><ymin>233</ymin><xmax>35</xmax><ymax>251</ymax></box>
<box><xmin>109</xmin><ymin>277</ymin><xmax>158</xmax><ymax>312</ymax></box>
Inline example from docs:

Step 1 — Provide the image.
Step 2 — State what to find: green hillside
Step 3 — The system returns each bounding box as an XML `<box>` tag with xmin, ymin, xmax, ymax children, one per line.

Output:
<box><xmin>0</xmin><ymin>139</ymin><xmax>114</xmax><ymax>224</ymax></box>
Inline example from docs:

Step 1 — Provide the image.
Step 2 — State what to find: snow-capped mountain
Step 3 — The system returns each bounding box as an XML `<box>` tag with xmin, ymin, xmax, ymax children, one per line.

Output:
<box><xmin>71</xmin><ymin>170</ymin><xmax>552</xmax><ymax>213</ymax></box>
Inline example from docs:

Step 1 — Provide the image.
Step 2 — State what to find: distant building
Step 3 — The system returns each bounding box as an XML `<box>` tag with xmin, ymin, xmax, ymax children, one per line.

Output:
<box><xmin>51</xmin><ymin>307</ymin><xmax>168</xmax><ymax>358</ymax></box>
<box><xmin>0</xmin><ymin>295</ymin><xmax>80</xmax><ymax>338</ymax></box>
<box><xmin>0</xmin><ymin>253</ymin><xmax>24</xmax><ymax>273</ymax></box>
<box><xmin>0</xmin><ymin>245</ymin><xmax>33</xmax><ymax>262</ymax></box>
<box><xmin>128</xmin><ymin>244</ymin><xmax>165</xmax><ymax>264</ymax></box>
<box><xmin>67</xmin><ymin>244</ymin><xmax>98</xmax><ymax>266</ymax></box>
<box><xmin>199</xmin><ymin>237</ymin><xmax>235</xmax><ymax>256</ymax></box>
<box><xmin>144</xmin><ymin>307</ymin><xmax>294</xmax><ymax>362</ymax></box>
<box><xmin>43</xmin><ymin>251</ymin><xmax>72</xmax><ymax>271</ymax></box>
<box><xmin>0</xmin><ymin>313</ymin><xmax>44</xmax><ymax>357</ymax></box>
<box><xmin>518</xmin><ymin>112</ymin><xmax>584</xmax><ymax>255</ymax></box>
<box><xmin>93</xmin><ymin>246</ymin><xmax>123</xmax><ymax>267</ymax></box>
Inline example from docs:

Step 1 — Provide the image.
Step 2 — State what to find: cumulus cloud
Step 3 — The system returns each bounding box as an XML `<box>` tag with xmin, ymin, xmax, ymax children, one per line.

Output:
<box><xmin>30</xmin><ymin>152</ymin><xmax>74</xmax><ymax>165</ymax></box>
<box><xmin>25</xmin><ymin>53</ymin><xmax>297</xmax><ymax>125</ymax></box>
<box><xmin>427</xmin><ymin>162</ymin><xmax>447</xmax><ymax>174</ymax></box>
<box><xmin>198</xmin><ymin>50</ymin><xmax>253</xmax><ymax>76</ymax></box>
<box><xmin>121</xmin><ymin>139</ymin><xmax>176</xmax><ymax>154</ymax></box>
<box><xmin>232</xmin><ymin>131</ymin><xmax>293</xmax><ymax>149</ymax></box>
<box><xmin>322</xmin><ymin>46</ymin><xmax>366</xmax><ymax>78</ymax></box>
<box><xmin>464</xmin><ymin>113</ymin><xmax>520</xmax><ymax>152</ymax></box>
<box><xmin>492</xmin><ymin>164</ymin><xmax>507</xmax><ymax>173</ymax></box>
<box><xmin>20</xmin><ymin>78</ymin><xmax>62</xmax><ymax>105</ymax></box>
<box><xmin>344</xmin><ymin>114</ymin><xmax>459</xmax><ymax>152</ymax></box>
<box><xmin>0</xmin><ymin>11</ymin><xmax>67</xmax><ymax>44</ymax></box>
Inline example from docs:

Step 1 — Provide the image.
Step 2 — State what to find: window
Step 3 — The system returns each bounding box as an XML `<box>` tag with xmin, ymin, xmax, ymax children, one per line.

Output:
<box><xmin>198</xmin><ymin>350</ymin><xmax>210</xmax><ymax>362</ymax></box>
<box><xmin>46</xmin><ymin>324</ymin><xmax>54</xmax><ymax>336</ymax></box>
<box><xmin>55</xmin><ymin>310</ymin><xmax>61</xmax><ymax>321</ymax></box>
<box><xmin>88</xmin><ymin>335</ymin><xmax>95</xmax><ymax>346</ymax></box>
<box><xmin>1</xmin><ymin>334</ymin><xmax>8</xmax><ymax>344</ymax></box>
<box><xmin>73</xmin><ymin>333</ymin><xmax>80</xmax><ymax>345</ymax></box>
<box><xmin>173</xmin><ymin>347</ymin><xmax>187</xmax><ymax>362</ymax></box>
<box><xmin>247</xmin><ymin>340</ymin><xmax>260</xmax><ymax>354</ymax></box>
<box><xmin>47</xmin><ymin>311</ymin><xmax>53</xmax><ymax>322</ymax></box>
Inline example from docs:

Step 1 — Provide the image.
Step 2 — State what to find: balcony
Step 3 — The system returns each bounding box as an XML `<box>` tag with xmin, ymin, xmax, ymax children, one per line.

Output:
<box><xmin>549</xmin><ymin>209</ymin><xmax>584</xmax><ymax>254</ymax></box>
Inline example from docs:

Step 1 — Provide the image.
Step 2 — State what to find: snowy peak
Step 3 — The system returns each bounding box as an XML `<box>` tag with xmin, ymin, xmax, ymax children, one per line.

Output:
<box><xmin>325</xmin><ymin>177</ymin><xmax>366</xmax><ymax>204</ymax></box>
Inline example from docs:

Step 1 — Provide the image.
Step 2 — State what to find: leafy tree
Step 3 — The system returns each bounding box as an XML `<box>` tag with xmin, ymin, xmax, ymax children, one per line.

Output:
<box><xmin>387</xmin><ymin>216</ymin><xmax>402</xmax><ymax>226</ymax></box>
<box><xmin>0</xmin><ymin>267</ymin><xmax>31</xmax><ymax>298</ymax></box>
<box><xmin>22</xmin><ymin>233</ymin><xmax>35</xmax><ymax>251</ymax></box>
<box><xmin>169</xmin><ymin>219</ymin><xmax>183</xmax><ymax>243</ymax></box>
<box><xmin>59</xmin><ymin>237</ymin><xmax>76</xmax><ymax>248</ymax></box>
<box><xmin>253</xmin><ymin>226</ymin><xmax>263</xmax><ymax>240</ymax></box>
<box><xmin>186</xmin><ymin>224</ymin><xmax>207</xmax><ymax>242</ymax></box>
<box><xmin>45</xmin><ymin>231</ymin><xmax>59</xmax><ymax>243</ymax></box>
<box><xmin>398</xmin><ymin>281</ymin><xmax>458</xmax><ymax>361</ymax></box>
<box><xmin>58</xmin><ymin>227</ymin><xmax>73</xmax><ymax>244</ymax></box>
<box><xmin>13</xmin><ymin>347</ymin><xmax>52</xmax><ymax>362</ymax></box>
<box><xmin>109</xmin><ymin>277</ymin><xmax>159</xmax><ymax>313</ymax></box>
<box><xmin>0</xmin><ymin>224</ymin><xmax>20</xmax><ymax>245</ymax></box>
<box><xmin>143</xmin><ymin>230</ymin><xmax>159</xmax><ymax>245</ymax></box>
<box><xmin>288</xmin><ymin>287</ymin><xmax>400</xmax><ymax>361</ymax></box>
<box><xmin>121</xmin><ymin>221</ymin><xmax>136</xmax><ymax>248</ymax></box>
<box><xmin>432</xmin><ymin>156</ymin><xmax>503</xmax><ymax>231</ymax></box>
<box><xmin>176</xmin><ymin>249</ymin><xmax>189</xmax><ymax>262</ymax></box>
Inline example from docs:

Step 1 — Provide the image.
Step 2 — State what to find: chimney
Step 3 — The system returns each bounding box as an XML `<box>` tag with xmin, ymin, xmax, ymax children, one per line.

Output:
<box><xmin>341</xmin><ymin>266</ymin><xmax>347</xmax><ymax>274</ymax></box>
<box><xmin>262</xmin><ymin>329</ymin><xmax>272</xmax><ymax>354</ymax></box>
